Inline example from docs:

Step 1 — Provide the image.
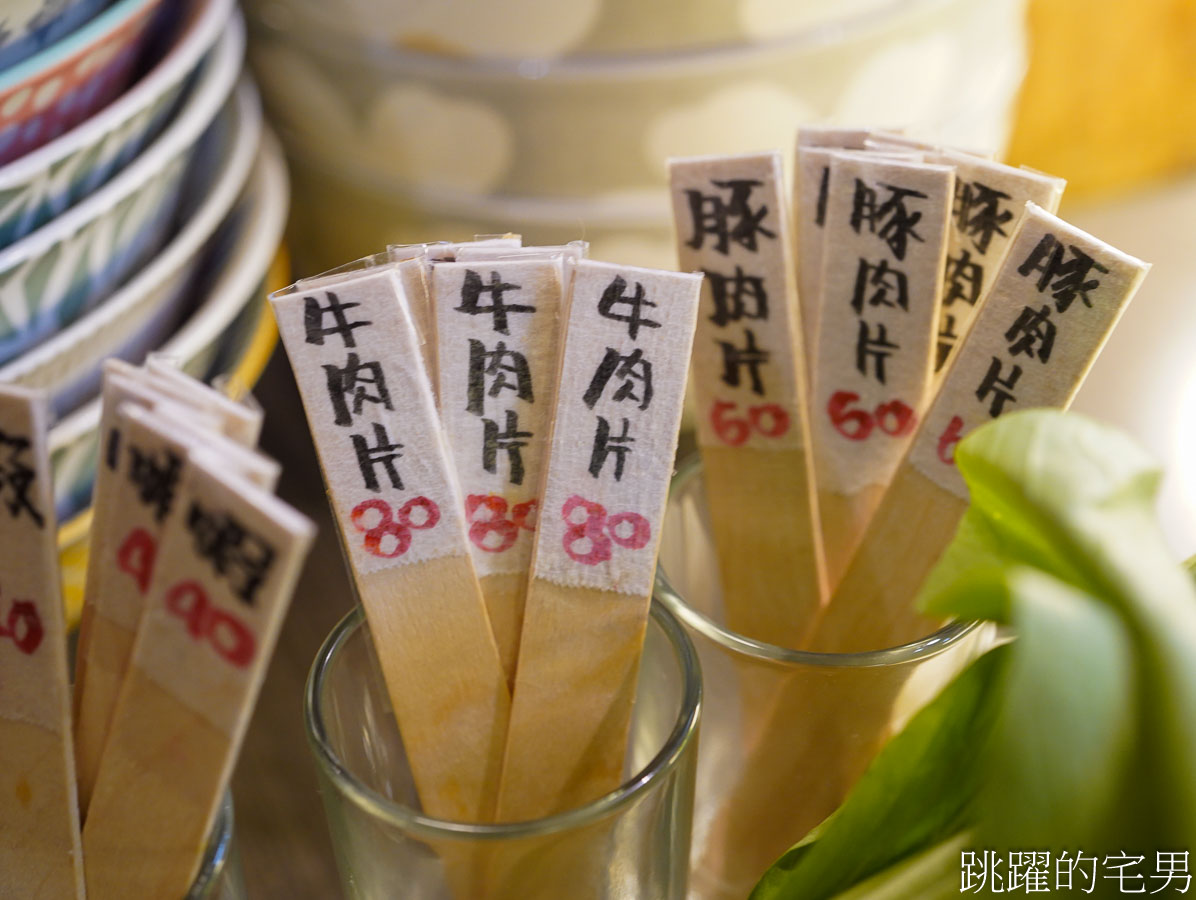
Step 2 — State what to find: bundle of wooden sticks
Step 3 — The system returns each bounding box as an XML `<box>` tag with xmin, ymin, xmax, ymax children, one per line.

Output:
<box><xmin>2</xmin><ymin>361</ymin><xmax>314</xmax><ymax>899</ymax></box>
<box><xmin>271</xmin><ymin>127</ymin><xmax>1149</xmax><ymax>831</ymax></box>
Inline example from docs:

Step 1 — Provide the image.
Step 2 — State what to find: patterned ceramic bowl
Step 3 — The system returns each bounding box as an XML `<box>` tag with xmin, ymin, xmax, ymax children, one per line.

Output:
<box><xmin>0</xmin><ymin>0</ymin><xmax>166</xmax><ymax>165</ymax></box>
<box><xmin>0</xmin><ymin>6</ymin><xmax>242</xmax><ymax>367</ymax></box>
<box><xmin>0</xmin><ymin>0</ymin><xmax>236</xmax><ymax>246</ymax></box>
<box><xmin>0</xmin><ymin>0</ymin><xmax>110</xmax><ymax>71</ymax></box>
<box><xmin>0</xmin><ymin>64</ymin><xmax>260</xmax><ymax>419</ymax></box>
<box><xmin>248</xmin><ymin>0</ymin><xmax>1026</xmax><ymax>203</ymax></box>
<box><xmin>50</xmin><ymin>122</ymin><xmax>288</xmax><ymax>529</ymax></box>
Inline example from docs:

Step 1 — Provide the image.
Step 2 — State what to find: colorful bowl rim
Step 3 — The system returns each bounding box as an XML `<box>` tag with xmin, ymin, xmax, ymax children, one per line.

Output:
<box><xmin>0</xmin><ymin>0</ymin><xmax>236</xmax><ymax>189</ymax></box>
<box><xmin>0</xmin><ymin>54</ymin><xmax>259</xmax><ymax>391</ymax></box>
<box><xmin>0</xmin><ymin>10</ymin><xmax>246</xmax><ymax>276</ymax></box>
<box><xmin>0</xmin><ymin>0</ymin><xmax>162</xmax><ymax>95</ymax></box>
<box><xmin>47</xmin><ymin>119</ymin><xmax>287</xmax><ymax>456</ymax></box>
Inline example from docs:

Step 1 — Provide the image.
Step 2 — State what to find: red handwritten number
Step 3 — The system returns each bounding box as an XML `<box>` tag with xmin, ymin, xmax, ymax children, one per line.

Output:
<box><xmin>827</xmin><ymin>392</ymin><xmax>916</xmax><ymax>442</ymax></box>
<box><xmin>561</xmin><ymin>496</ymin><xmax>651</xmax><ymax>566</ymax></box>
<box><xmin>116</xmin><ymin>527</ymin><xmax>157</xmax><ymax>593</ymax></box>
<box><xmin>711</xmin><ymin>400</ymin><xmax>791</xmax><ymax>446</ymax></box>
<box><xmin>351</xmin><ymin>497</ymin><xmax>441</xmax><ymax>558</ymax></box>
<box><xmin>937</xmin><ymin>415</ymin><xmax>965</xmax><ymax>465</ymax></box>
<box><xmin>465</xmin><ymin>495</ymin><xmax>536</xmax><ymax>553</ymax></box>
<box><xmin>0</xmin><ymin>600</ymin><xmax>43</xmax><ymax>655</ymax></box>
<box><xmin>164</xmin><ymin>580</ymin><xmax>255</xmax><ymax>668</ymax></box>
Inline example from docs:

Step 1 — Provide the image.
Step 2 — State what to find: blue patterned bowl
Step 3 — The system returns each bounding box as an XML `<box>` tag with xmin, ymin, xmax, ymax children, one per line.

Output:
<box><xmin>0</xmin><ymin>5</ymin><xmax>241</xmax><ymax>367</ymax></box>
<box><xmin>0</xmin><ymin>1</ymin><xmax>111</xmax><ymax>71</ymax></box>
<box><xmin>0</xmin><ymin>64</ymin><xmax>259</xmax><ymax>416</ymax></box>
<box><xmin>47</xmin><ymin>121</ymin><xmax>287</xmax><ymax>522</ymax></box>
<box><xmin>0</xmin><ymin>0</ymin><xmax>235</xmax><ymax>247</ymax></box>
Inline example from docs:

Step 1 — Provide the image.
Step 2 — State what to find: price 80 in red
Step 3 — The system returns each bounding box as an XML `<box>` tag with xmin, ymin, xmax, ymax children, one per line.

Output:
<box><xmin>351</xmin><ymin>496</ymin><xmax>440</xmax><ymax>559</ymax></box>
<box><xmin>561</xmin><ymin>495</ymin><xmax>650</xmax><ymax>566</ymax></box>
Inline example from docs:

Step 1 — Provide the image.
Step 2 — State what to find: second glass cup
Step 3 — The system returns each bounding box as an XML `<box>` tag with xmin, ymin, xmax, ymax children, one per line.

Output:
<box><xmin>305</xmin><ymin>602</ymin><xmax>702</xmax><ymax>899</ymax></box>
<box><xmin>657</xmin><ymin>457</ymin><xmax>993</xmax><ymax>900</ymax></box>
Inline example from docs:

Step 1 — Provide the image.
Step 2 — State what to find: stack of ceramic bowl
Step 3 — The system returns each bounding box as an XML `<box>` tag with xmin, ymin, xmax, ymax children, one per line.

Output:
<box><xmin>0</xmin><ymin>0</ymin><xmax>292</xmax><ymax>617</ymax></box>
<box><xmin>245</xmin><ymin>0</ymin><xmax>1028</xmax><ymax>274</ymax></box>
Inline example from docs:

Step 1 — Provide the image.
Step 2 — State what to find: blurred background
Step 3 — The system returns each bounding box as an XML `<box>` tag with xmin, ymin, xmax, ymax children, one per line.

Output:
<box><xmin>1</xmin><ymin>0</ymin><xmax>1192</xmax><ymax>895</ymax></box>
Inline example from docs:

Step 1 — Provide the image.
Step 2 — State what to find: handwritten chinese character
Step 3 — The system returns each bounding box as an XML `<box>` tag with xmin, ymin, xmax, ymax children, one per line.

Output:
<box><xmin>186</xmin><ymin>502</ymin><xmax>276</xmax><ymax>605</ymax></box>
<box><xmin>597</xmin><ymin>276</ymin><xmax>661</xmax><ymax>340</ymax></box>
<box><xmin>856</xmin><ymin>321</ymin><xmax>899</xmax><ymax>384</ymax></box>
<box><xmin>685</xmin><ymin>178</ymin><xmax>776</xmax><ymax>255</ymax></box>
<box><xmin>717</xmin><ymin>328</ymin><xmax>769</xmax><ymax>395</ymax></box>
<box><xmin>466</xmin><ymin>339</ymin><xmax>533</xmax><ymax>416</ymax></box>
<box><xmin>955</xmin><ymin>180</ymin><xmax>1013</xmax><ymax>254</ymax></box>
<box><xmin>1017</xmin><ymin>234</ymin><xmax>1110</xmax><ymax>312</ymax></box>
<box><xmin>0</xmin><ymin>428</ymin><xmax>43</xmax><ymax>528</ymax></box>
<box><xmin>127</xmin><ymin>445</ymin><xmax>181</xmax><ymax>523</ymax></box>
<box><xmin>351</xmin><ymin>422</ymin><xmax>404</xmax><ymax>492</ymax></box>
<box><xmin>704</xmin><ymin>266</ymin><xmax>769</xmax><ymax>327</ymax></box>
<box><xmin>454</xmin><ymin>269</ymin><xmax>535</xmax><ymax>335</ymax></box>
<box><xmin>583</xmin><ymin>348</ymin><xmax>654</xmax><ymax>411</ymax></box>
<box><xmin>851</xmin><ymin>257</ymin><xmax>909</xmax><ymax>314</ymax></box>
<box><xmin>589</xmin><ymin>416</ymin><xmax>634</xmax><ymax>481</ymax></box>
<box><xmin>936</xmin><ymin>314</ymin><xmax>960</xmax><ymax>370</ymax></box>
<box><xmin>322</xmin><ymin>352</ymin><xmax>393</xmax><ymax>426</ymax></box>
<box><xmin>482</xmin><ymin>409</ymin><xmax>533</xmax><ymax>486</ymax></box>
<box><xmin>943</xmin><ymin>249</ymin><xmax>984</xmax><ymax>307</ymax></box>
<box><xmin>1005</xmin><ymin>305</ymin><xmax>1056</xmax><ymax>363</ymax></box>
<box><xmin>850</xmin><ymin>179</ymin><xmax>927</xmax><ymax>260</ymax></box>
<box><xmin>304</xmin><ymin>292</ymin><xmax>371</xmax><ymax>348</ymax></box>
<box><xmin>976</xmin><ymin>356</ymin><xmax>1023</xmax><ymax>416</ymax></box>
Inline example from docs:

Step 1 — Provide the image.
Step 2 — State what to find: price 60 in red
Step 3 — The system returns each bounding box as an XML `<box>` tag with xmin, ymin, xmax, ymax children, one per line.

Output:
<box><xmin>827</xmin><ymin>391</ymin><xmax>916</xmax><ymax>442</ymax></box>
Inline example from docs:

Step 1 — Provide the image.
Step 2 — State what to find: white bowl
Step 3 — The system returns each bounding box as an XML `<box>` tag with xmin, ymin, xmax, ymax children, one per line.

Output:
<box><xmin>0</xmin><ymin>0</ymin><xmax>237</xmax><ymax>245</ymax></box>
<box><xmin>0</xmin><ymin>68</ymin><xmax>261</xmax><ymax>416</ymax></box>
<box><xmin>0</xmin><ymin>6</ymin><xmax>244</xmax><ymax>366</ymax></box>
<box><xmin>49</xmin><ymin>125</ymin><xmax>289</xmax><ymax>520</ymax></box>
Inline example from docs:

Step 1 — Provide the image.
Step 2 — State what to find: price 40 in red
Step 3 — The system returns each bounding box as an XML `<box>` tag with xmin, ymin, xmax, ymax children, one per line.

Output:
<box><xmin>827</xmin><ymin>391</ymin><xmax>916</xmax><ymax>442</ymax></box>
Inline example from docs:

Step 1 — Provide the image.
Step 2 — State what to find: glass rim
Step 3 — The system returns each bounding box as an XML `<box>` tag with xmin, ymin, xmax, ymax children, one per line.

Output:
<box><xmin>250</xmin><ymin>0</ymin><xmax>933</xmax><ymax>82</ymax></box>
<box><xmin>185</xmin><ymin>792</ymin><xmax>233</xmax><ymax>899</ymax></box>
<box><xmin>656</xmin><ymin>454</ymin><xmax>981</xmax><ymax>668</ymax></box>
<box><xmin>304</xmin><ymin>600</ymin><xmax>702</xmax><ymax>841</ymax></box>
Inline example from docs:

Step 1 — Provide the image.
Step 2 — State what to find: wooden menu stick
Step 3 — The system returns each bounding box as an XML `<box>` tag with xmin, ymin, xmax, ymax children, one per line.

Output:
<box><xmin>810</xmin><ymin>153</ymin><xmax>954</xmax><ymax>590</ymax></box>
<box><xmin>668</xmin><ymin>152</ymin><xmax>826</xmax><ymax>644</ymax></box>
<box><xmin>793</xmin><ymin>128</ymin><xmax>870</xmax><ymax>378</ymax></box>
<box><xmin>73</xmin><ymin>361</ymin><xmax>256</xmax><ymax>751</ymax></box>
<box><xmin>498</xmin><ymin>260</ymin><xmax>700</xmax><ymax>821</ymax></box>
<box><xmin>74</xmin><ymin>401</ymin><xmax>279</xmax><ymax>812</ymax></box>
<box><xmin>272</xmin><ymin>267</ymin><xmax>512</xmax><ymax>822</ymax></box>
<box><xmin>805</xmin><ymin>203</ymin><xmax>1149</xmax><ymax>652</ymax></box>
<box><xmin>430</xmin><ymin>256</ymin><xmax>565</xmax><ymax>686</ymax></box>
<box><xmin>0</xmin><ymin>387</ymin><xmax>84</xmax><ymax>899</ymax></box>
<box><xmin>144</xmin><ymin>358</ymin><xmax>263</xmax><ymax>446</ymax></box>
<box><xmin>82</xmin><ymin>447</ymin><xmax>313</xmax><ymax>899</ymax></box>
<box><xmin>930</xmin><ymin>151</ymin><xmax>1065</xmax><ymax>378</ymax></box>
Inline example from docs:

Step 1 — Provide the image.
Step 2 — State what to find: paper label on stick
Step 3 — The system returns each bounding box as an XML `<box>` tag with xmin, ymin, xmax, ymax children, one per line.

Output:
<box><xmin>432</xmin><ymin>258</ymin><xmax>564</xmax><ymax>577</ymax></box>
<box><xmin>908</xmin><ymin>203</ymin><xmax>1150</xmax><ymax>498</ymax></box>
<box><xmin>932</xmin><ymin>151</ymin><xmax>1065</xmax><ymax>375</ymax></box>
<box><xmin>811</xmin><ymin>154</ymin><xmax>954</xmax><ymax>495</ymax></box>
<box><xmin>669</xmin><ymin>152</ymin><xmax>808</xmax><ymax>452</ymax></box>
<box><xmin>134</xmin><ymin>452</ymin><xmax>313</xmax><ymax>739</ymax></box>
<box><xmin>272</xmin><ymin>268</ymin><xmax>468</xmax><ymax>574</ymax></box>
<box><xmin>532</xmin><ymin>261</ymin><xmax>700</xmax><ymax>597</ymax></box>
<box><xmin>0</xmin><ymin>389</ymin><xmax>66</xmax><ymax>735</ymax></box>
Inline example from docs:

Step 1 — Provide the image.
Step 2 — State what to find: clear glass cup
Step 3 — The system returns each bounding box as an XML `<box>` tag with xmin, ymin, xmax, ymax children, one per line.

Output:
<box><xmin>305</xmin><ymin>602</ymin><xmax>702</xmax><ymax>899</ymax></box>
<box><xmin>185</xmin><ymin>793</ymin><xmax>247</xmax><ymax>900</ymax></box>
<box><xmin>657</xmin><ymin>456</ymin><xmax>993</xmax><ymax>900</ymax></box>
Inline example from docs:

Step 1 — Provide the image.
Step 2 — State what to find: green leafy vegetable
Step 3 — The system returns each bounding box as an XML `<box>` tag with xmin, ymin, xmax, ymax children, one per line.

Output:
<box><xmin>753</xmin><ymin>410</ymin><xmax>1196</xmax><ymax>898</ymax></box>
